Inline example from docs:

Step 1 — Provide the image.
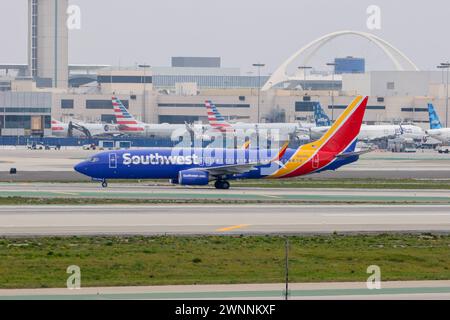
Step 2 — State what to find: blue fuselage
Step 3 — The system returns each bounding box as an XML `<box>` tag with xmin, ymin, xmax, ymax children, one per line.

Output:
<box><xmin>74</xmin><ymin>147</ymin><xmax>359</xmax><ymax>182</ymax></box>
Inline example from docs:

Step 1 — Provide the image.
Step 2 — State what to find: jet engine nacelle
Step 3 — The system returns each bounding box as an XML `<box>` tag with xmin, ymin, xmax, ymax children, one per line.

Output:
<box><xmin>178</xmin><ymin>170</ymin><xmax>209</xmax><ymax>186</ymax></box>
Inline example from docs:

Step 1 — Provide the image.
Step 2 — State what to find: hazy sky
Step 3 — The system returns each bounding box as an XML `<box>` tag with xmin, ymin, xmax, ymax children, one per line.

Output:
<box><xmin>1</xmin><ymin>0</ymin><xmax>449</xmax><ymax>74</ymax></box>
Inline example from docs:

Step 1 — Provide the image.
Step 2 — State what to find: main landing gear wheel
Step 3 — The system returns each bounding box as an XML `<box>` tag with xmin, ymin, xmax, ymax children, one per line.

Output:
<box><xmin>214</xmin><ymin>180</ymin><xmax>230</xmax><ymax>190</ymax></box>
<box><xmin>101</xmin><ymin>180</ymin><xmax>108</xmax><ymax>188</ymax></box>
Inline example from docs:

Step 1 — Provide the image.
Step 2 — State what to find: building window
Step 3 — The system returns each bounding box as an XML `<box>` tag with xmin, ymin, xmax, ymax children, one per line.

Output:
<box><xmin>3</xmin><ymin>107</ymin><xmax>51</xmax><ymax>113</ymax></box>
<box><xmin>295</xmin><ymin>101</ymin><xmax>317</xmax><ymax>112</ymax></box>
<box><xmin>5</xmin><ymin>115</ymin><xmax>31</xmax><ymax>129</ymax></box>
<box><xmin>158</xmin><ymin>103</ymin><xmax>250</xmax><ymax>108</ymax></box>
<box><xmin>377</xmin><ymin>97</ymin><xmax>385</xmax><ymax>102</ymax></box>
<box><xmin>97</xmin><ymin>76</ymin><xmax>152</xmax><ymax>84</ymax></box>
<box><xmin>101</xmin><ymin>114</ymin><xmax>117</xmax><ymax>123</ymax></box>
<box><xmin>61</xmin><ymin>99</ymin><xmax>74</xmax><ymax>109</ymax></box>
<box><xmin>159</xmin><ymin>115</ymin><xmax>201</xmax><ymax>124</ymax></box>
<box><xmin>328</xmin><ymin>105</ymin><xmax>386</xmax><ymax>110</ymax></box>
<box><xmin>238</xmin><ymin>96</ymin><xmax>246</xmax><ymax>101</ymax></box>
<box><xmin>303</xmin><ymin>95</ymin><xmax>311</xmax><ymax>101</ymax></box>
<box><xmin>401</xmin><ymin>107</ymin><xmax>428</xmax><ymax>112</ymax></box>
<box><xmin>387</xmin><ymin>82</ymin><xmax>395</xmax><ymax>90</ymax></box>
<box><xmin>86</xmin><ymin>100</ymin><xmax>128</xmax><ymax>109</ymax></box>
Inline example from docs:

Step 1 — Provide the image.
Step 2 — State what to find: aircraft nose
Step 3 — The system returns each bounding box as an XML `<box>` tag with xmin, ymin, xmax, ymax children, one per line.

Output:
<box><xmin>74</xmin><ymin>161</ymin><xmax>87</xmax><ymax>174</ymax></box>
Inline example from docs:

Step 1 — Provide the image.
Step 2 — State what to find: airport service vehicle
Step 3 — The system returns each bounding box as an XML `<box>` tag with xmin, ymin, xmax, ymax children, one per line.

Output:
<box><xmin>204</xmin><ymin>100</ymin><xmax>310</xmax><ymax>140</ymax></box>
<box><xmin>387</xmin><ymin>137</ymin><xmax>417</xmax><ymax>153</ymax></box>
<box><xmin>27</xmin><ymin>142</ymin><xmax>45</xmax><ymax>150</ymax></box>
<box><xmin>425</xmin><ymin>103</ymin><xmax>450</xmax><ymax>144</ymax></box>
<box><xmin>26</xmin><ymin>142</ymin><xmax>61</xmax><ymax>150</ymax></box>
<box><xmin>437</xmin><ymin>146</ymin><xmax>450</xmax><ymax>154</ymax></box>
<box><xmin>74</xmin><ymin>96</ymin><xmax>369</xmax><ymax>189</ymax></box>
<box><xmin>82</xmin><ymin>143</ymin><xmax>97</xmax><ymax>150</ymax></box>
<box><xmin>309</xmin><ymin>101</ymin><xmax>424</xmax><ymax>142</ymax></box>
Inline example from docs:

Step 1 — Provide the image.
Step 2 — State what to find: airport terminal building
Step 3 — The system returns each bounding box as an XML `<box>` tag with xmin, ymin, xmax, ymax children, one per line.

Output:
<box><xmin>0</xmin><ymin>1</ymin><xmax>449</xmax><ymax>137</ymax></box>
<box><xmin>1</xmin><ymin>62</ymin><xmax>449</xmax><ymax>137</ymax></box>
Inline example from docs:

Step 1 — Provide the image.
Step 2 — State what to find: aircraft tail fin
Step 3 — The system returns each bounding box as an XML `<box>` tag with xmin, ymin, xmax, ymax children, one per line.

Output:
<box><xmin>51</xmin><ymin>118</ymin><xmax>66</xmax><ymax>132</ymax></box>
<box><xmin>205</xmin><ymin>100</ymin><xmax>232</xmax><ymax>131</ymax></box>
<box><xmin>315</xmin><ymin>96</ymin><xmax>368</xmax><ymax>154</ymax></box>
<box><xmin>313</xmin><ymin>102</ymin><xmax>331</xmax><ymax>127</ymax></box>
<box><xmin>112</xmin><ymin>96</ymin><xmax>138</xmax><ymax>124</ymax></box>
<box><xmin>428</xmin><ymin>103</ymin><xmax>442</xmax><ymax>129</ymax></box>
<box><xmin>112</xmin><ymin>96</ymin><xmax>144</xmax><ymax>132</ymax></box>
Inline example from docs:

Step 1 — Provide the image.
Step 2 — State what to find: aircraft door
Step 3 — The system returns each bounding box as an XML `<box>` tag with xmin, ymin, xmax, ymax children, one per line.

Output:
<box><xmin>312</xmin><ymin>153</ymin><xmax>320</xmax><ymax>169</ymax></box>
<box><xmin>109</xmin><ymin>153</ymin><xmax>117</xmax><ymax>169</ymax></box>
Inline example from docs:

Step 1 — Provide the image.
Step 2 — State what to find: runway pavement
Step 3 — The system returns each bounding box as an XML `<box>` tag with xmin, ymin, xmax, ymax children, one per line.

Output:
<box><xmin>1</xmin><ymin>281</ymin><xmax>449</xmax><ymax>300</ymax></box>
<box><xmin>0</xmin><ymin>204</ymin><xmax>449</xmax><ymax>236</ymax></box>
<box><xmin>0</xmin><ymin>183</ymin><xmax>449</xmax><ymax>203</ymax></box>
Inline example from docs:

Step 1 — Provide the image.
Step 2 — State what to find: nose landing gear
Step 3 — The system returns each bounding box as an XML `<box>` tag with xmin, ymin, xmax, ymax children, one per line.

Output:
<box><xmin>214</xmin><ymin>180</ymin><xmax>230</xmax><ymax>190</ymax></box>
<box><xmin>101</xmin><ymin>180</ymin><xmax>108</xmax><ymax>188</ymax></box>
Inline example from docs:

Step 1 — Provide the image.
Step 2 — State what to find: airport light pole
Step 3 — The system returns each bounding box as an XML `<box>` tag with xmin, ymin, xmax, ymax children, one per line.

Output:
<box><xmin>326</xmin><ymin>62</ymin><xmax>337</xmax><ymax>122</ymax></box>
<box><xmin>437</xmin><ymin>62</ymin><xmax>450</xmax><ymax>127</ymax></box>
<box><xmin>284</xmin><ymin>238</ymin><xmax>289</xmax><ymax>300</ymax></box>
<box><xmin>298</xmin><ymin>66</ymin><xmax>312</xmax><ymax>91</ymax></box>
<box><xmin>253</xmin><ymin>63</ymin><xmax>265</xmax><ymax>123</ymax></box>
<box><xmin>139</xmin><ymin>64</ymin><xmax>151</xmax><ymax>122</ymax></box>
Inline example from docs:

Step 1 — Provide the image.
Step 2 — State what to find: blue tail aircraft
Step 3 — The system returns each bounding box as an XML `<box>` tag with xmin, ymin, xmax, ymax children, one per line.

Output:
<box><xmin>74</xmin><ymin>96</ymin><xmax>369</xmax><ymax>189</ymax></box>
<box><xmin>428</xmin><ymin>103</ymin><xmax>443</xmax><ymax>129</ymax></box>
<box><xmin>313</xmin><ymin>102</ymin><xmax>331</xmax><ymax>127</ymax></box>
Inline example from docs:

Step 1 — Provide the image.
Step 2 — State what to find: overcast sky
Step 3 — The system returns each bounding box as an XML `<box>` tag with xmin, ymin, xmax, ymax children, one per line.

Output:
<box><xmin>1</xmin><ymin>0</ymin><xmax>449</xmax><ymax>74</ymax></box>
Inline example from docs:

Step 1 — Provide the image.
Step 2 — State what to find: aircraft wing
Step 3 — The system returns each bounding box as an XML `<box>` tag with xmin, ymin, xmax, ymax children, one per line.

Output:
<box><xmin>198</xmin><ymin>162</ymin><xmax>262</xmax><ymax>176</ymax></box>
<box><xmin>192</xmin><ymin>141</ymin><xmax>289</xmax><ymax>177</ymax></box>
<box><xmin>191</xmin><ymin>161</ymin><xmax>276</xmax><ymax>177</ymax></box>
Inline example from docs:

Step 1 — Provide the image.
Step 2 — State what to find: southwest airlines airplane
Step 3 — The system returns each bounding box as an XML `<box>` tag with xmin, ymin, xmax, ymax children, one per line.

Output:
<box><xmin>74</xmin><ymin>96</ymin><xmax>369</xmax><ymax>189</ymax></box>
<box><xmin>51</xmin><ymin>119</ymin><xmax>120</xmax><ymax>137</ymax></box>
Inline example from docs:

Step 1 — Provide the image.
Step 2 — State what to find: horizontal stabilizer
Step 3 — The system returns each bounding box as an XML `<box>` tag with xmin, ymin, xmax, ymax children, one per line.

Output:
<box><xmin>336</xmin><ymin>148</ymin><xmax>373</xmax><ymax>159</ymax></box>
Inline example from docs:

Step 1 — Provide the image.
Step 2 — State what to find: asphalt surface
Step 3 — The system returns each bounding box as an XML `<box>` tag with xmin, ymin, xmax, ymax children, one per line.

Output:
<box><xmin>1</xmin><ymin>281</ymin><xmax>449</xmax><ymax>300</ymax></box>
<box><xmin>0</xmin><ymin>183</ymin><xmax>449</xmax><ymax>203</ymax></box>
<box><xmin>0</xmin><ymin>204</ymin><xmax>449</xmax><ymax>236</ymax></box>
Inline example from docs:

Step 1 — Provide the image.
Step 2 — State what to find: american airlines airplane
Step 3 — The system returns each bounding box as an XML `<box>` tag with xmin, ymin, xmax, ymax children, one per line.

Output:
<box><xmin>425</xmin><ymin>103</ymin><xmax>450</xmax><ymax>144</ymax></box>
<box><xmin>112</xmin><ymin>97</ymin><xmax>206</xmax><ymax>140</ymax></box>
<box><xmin>309</xmin><ymin>101</ymin><xmax>424</xmax><ymax>142</ymax></box>
<box><xmin>74</xmin><ymin>96</ymin><xmax>369</xmax><ymax>189</ymax></box>
<box><xmin>51</xmin><ymin>119</ymin><xmax>120</xmax><ymax>137</ymax></box>
<box><xmin>204</xmin><ymin>100</ymin><xmax>310</xmax><ymax>140</ymax></box>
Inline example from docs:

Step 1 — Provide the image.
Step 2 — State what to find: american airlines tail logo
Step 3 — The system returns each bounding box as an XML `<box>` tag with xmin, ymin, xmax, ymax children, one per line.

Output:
<box><xmin>112</xmin><ymin>97</ymin><xmax>144</xmax><ymax>132</ymax></box>
<box><xmin>123</xmin><ymin>153</ymin><xmax>201</xmax><ymax>165</ymax></box>
<box><xmin>205</xmin><ymin>100</ymin><xmax>233</xmax><ymax>132</ymax></box>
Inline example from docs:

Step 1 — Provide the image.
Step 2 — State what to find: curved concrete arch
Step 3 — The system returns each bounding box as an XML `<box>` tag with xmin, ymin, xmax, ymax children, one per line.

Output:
<box><xmin>262</xmin><ymin>30</ymin><xmax>419</xmax><ymax>91</ymax></box>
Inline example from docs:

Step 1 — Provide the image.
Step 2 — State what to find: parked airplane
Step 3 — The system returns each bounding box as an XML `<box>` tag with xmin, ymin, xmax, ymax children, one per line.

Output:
<box><xmin>425</xmin><ymin>103</ymin><xmax>450</xmax><ymax>144</ymax></box>
<box><xmin>310</xmin><ymin>101</ymin><xmax>424</xmax><ymax>142</ymax></box>
<box><xmin>112</xmin><ymin>96</ymin><xmax>207</xmax><ymax>140</ymax></box>
<box><xmin>204</xmin><ymin>100</ymin><xmax>310</xmax><ymax>140</ymax></box>
<box><xmin>74</xmin><ymin>96</ymin><xmax>369</xmax><ymax>189</ymax></box>
<box><xmin>51</xmin><ymin>119</ymin><xmax>120</xmax><ymax>137</ymax></box>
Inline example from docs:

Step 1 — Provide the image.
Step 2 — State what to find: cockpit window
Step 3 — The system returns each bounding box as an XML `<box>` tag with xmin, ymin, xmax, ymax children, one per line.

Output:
<box><xmin>88</xmin><ymin>157</ymin><xmax>100</xmax><ymax>163</ymax></box>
